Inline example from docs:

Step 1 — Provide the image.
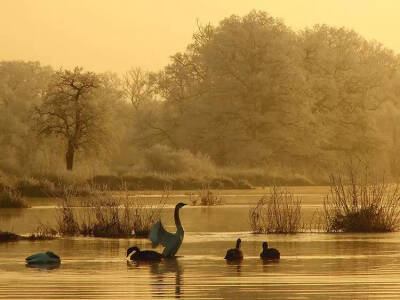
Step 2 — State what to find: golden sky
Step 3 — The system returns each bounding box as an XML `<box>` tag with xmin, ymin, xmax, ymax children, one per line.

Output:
<box><xmin>1</xmin><ymin>0</ymin><xmax>399</xmax><ymax>73</ymax></box>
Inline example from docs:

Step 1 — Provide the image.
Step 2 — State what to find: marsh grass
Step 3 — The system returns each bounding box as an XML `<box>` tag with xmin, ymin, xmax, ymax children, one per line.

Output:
<box><xmin>0</xmin><ymin>186</ymin><xmax>28</xmax><ymax>208</ymax></box>
<box><xmin>27</xmin><ymin>223</ymin><xmax>58</xmax><ymax>240</ymax></box>
<box><xmin>192</xmin><ymin>187</ymin><xmax>222</xmax><ymax>206</ymax></box>
<box><xmin>249</xmin><ymin>186</ymin><xmax>302</xmax><ymax>233</ymax></box>
<box><xmin>323</xmin><ymin>170</ymin><xmax>400</xmax><ymax>232</ymax></box>
<box><xmin>55</xmin><ymin>186</ymin><xmax>167</xmax><ymax>238</ymax></box>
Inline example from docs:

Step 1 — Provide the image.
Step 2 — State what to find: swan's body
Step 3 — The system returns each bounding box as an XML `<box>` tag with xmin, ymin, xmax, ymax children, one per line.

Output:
<box><xmin>25</xmin><ymin>251</ymin><xmax>61</xmax><ymax>264</ymax></box>
<box><xmin>260</xmin><ymin>242</ymin><xmax>280</xmax><ymax>260</ymax></box>
<box><xmin>225</xmin><ymin>238</ymin><xmax>243</xmax><ymax>261</ymax></box>
<box><xmin>127</xmin><ymin>246</ymin><xmax>163</xmax><ymax>262</ymax></box>
<box><xmin>149</xmin><ymin>202</ymin><xmax>186</xmax><ymax>257</ymax></box>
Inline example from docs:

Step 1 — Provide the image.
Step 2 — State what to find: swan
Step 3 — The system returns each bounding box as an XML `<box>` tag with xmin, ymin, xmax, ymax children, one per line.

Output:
<box><xmin>127</xmin><ymin>246</ymin><xmax>163</xmax><ymax>262</ymax></box>
<box><xmin>224</xmin><ymin>238</ymin><xmax>243</xmax><ymax>261</ymax></box>
<box><xmin>260</xmin><ymin>242</ymin><xmax>280</xmax><ymax>260</ymax></box>
<box><xmin>25</xmin><ymin>251</ymin><xmax>61</xmax><ymax>264</ymax></box>
<box><xmin>149</xmin><ymin>202</ymin><xmax>187</xmax><ymax>257</ymax></box>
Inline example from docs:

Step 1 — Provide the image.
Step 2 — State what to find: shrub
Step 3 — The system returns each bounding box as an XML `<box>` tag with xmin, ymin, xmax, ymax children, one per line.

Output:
<box><xmin>16</xmin><ymin>177</ymin><xmax>56</xmax><ymax>197</ymax></box>
<box><xmin>219</xmin><ymin>167</ymin><xmax>314</xmax><ymax>187</ymax></box>
<box><xmin>92</xmin><ymin>175</ymin><xmax>123</xmax><ymax>190</ymax></box>
<box><xmin>130</xmin><ymin>193</ymin><xmax>168</xmax><ymax>237</ymax></box>
<box><xmin>141</xmin><ymin>144</ymin><xmax>217</xmax><ymax>177</ymax></box>
<box><xmin>27</xmin><ymin>223</ymin><xmax>58</xmax><ymax>240</ymax></box>
<box><xmin>171</xmin><ymin>177</ymin><xmax>205</xmax><ymax>190</ymax></box>
<box><xmin>54</xmin><ymin>186</ymin><xmax>166</xmax><ymax>238</ymax></box>
<box><xmin>92</xmin><ymin>173</ymin><xmax>252</xmax><ymax>191</ymax></box>
<box><xmin>235</xmin><ymin>179</ymin><xmax>253</xmax><ymax>189</ymax></box>
<box><xmin>56</xmin><ymin>189</ymin><xmax>80</xmax><ymax>235</ymax></box>
<box><xmin>0</xmin><ymin>186</ymin><xmax>28</xmax><ymax>208</ymax></box>
<box><xmin>323</xmin><ymin>170</ymin><xmax>400</xmax><ymax>232</ymax></box>
<box><xmin>249</xmin><ymin>186</ymin><xmax>302</xmax><ymax>233</ymax></box>
<box><xmin>195</xmin><ymin>188</ymin><xmax>222</xmax><ymax>206</ymax></box>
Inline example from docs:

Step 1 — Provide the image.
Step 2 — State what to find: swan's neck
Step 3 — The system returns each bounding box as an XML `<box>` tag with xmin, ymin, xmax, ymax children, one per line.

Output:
<box><xmin>174</xmin><ymin>207</ymin><xmax>184</xmax><ymax>233</ymax></box>
<box><xmin>236</xmin><ymin>240</ymin><xmax>241</xmax><ymax>249</ymax></box>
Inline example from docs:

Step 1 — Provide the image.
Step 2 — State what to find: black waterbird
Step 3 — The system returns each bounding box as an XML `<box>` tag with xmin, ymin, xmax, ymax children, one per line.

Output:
<box><xmin>224</xmin><ymin>238</ymin><xmax>243</xmax><ymax>261</ymax></box>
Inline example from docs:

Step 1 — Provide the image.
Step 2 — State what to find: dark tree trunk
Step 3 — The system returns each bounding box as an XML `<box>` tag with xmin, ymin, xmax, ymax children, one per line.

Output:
<box><xmin>66</xmin><ymin>142</ymin><xmax>75</xmax><ymax>171</ymax></box>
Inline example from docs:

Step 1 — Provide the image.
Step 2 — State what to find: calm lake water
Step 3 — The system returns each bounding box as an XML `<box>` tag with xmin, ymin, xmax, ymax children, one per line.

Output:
<box><xmin>2</xmin><ymin>187</ymin><xmax>400</xmax><ymax>299</ymax></box>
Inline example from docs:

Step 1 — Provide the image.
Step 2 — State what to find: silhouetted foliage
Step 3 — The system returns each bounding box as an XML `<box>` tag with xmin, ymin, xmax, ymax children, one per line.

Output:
<box><xmin>34</xmin><ymin>67</ymin><xmax>115</xmax><ymax>170</ymax></box>
<box><xmin>324</xmin><ymin>166</ymin><xmax>400</xmax><ymax>232</ymax></box>
<box><xmin>1</xmin><ymin>11</ymin><xmax>400</xmax><ymax>184</ymax></box>
<box><xmin>249</xmin><ymin>186</ymin><xmax>302</xmax><ymax>233</ymax></box>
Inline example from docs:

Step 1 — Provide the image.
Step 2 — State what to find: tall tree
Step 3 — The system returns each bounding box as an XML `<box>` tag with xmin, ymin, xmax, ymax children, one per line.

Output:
<box><xmin>0</xmin><ymin>61</ymin><xmax>52</xmax><ymax>173</ymax></box>
<box><xmin>122</xmin><ymin>67</ymin><xmax>154</xmax><ymax>110</ymax></box>
<box><xmin>301</xmin><ymin>25</ymin><xmax>400</xmax><ymax>165</ymax></box>
<box><xmin>156</xmin><ymin>11</ymin><xmax>314</xmax><ymax>166</ymax></box>
<box><xmin>34</xmin><ymin>67</ymin><xmax>111</xmax><ymax>170</ymax></box>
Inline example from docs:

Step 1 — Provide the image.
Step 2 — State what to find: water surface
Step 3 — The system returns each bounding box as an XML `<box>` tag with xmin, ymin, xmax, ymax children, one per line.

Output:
<box><xmin>1</xmin><ymin>187</ymin><xmax>400</xmax><ymax>299</ymax></box>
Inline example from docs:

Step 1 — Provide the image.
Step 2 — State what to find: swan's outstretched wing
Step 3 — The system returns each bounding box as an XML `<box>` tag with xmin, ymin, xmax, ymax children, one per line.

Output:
<box><xmin>149</xmin><ymin>220</ymin><xmax>175</xmax><ymax>248</ymax></box>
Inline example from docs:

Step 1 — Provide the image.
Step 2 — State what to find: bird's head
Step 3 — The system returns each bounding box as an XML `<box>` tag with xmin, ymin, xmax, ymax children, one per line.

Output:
<box><xmin>236</xmin><ymin>238</ymin><xmax>242</xmax><ymax>249</ymax></box>
<box><xmin>126</xmin><ymin>246</ymin><xmax>140</xmax><ymax>257</ymax></box>
<box><xmin>176</xmin><ymin>202</ymin><xmax>187</xmax><ymax>209</ymax></box>
<box><xmin>262</xmin><ymin>242</ymin><xmax>268</xmax><ymax>250</ymax></box>
<box><xmin>45</xmin><ymin>251</ymin><xmax>60</xmax><ymax>260</ymax></box>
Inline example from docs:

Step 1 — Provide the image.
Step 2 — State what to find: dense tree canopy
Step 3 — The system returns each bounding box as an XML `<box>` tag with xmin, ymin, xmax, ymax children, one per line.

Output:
<box><xmin>34</xmin><ymin>67</ymin><xmax>120</xmax><ymax>170</ymax></box>
<box><xmin>1</xmin><ymin>11</ymin><xmax>400</xmax><ymax>183</ymax></box>
<box><xmin>153</xmin><ymin>11</ymin><xmax>400</xmax><ymax>176</ymax></box>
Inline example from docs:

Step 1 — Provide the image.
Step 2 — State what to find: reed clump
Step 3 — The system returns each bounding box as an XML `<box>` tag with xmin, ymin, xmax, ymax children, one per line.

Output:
<box><xmin>323</xmin><ymin>170</ymin><xmax>400</xmax><ymax>232</ymax></box>
<box><xmin>55</xmin><ymin>186</ymin><xmax>166</xmax><ymax>238</ymax></box>
<box><xmin>192</xmin><ymin>187</ymin><xmax>222</xmax><ymax>206</ymax></box>
<box><xmin>249</xmin><ymin>186</ymin><xmax>302</xmax><ymax>233</ymax></box>
<box><xmin>0</xmin><ymin>186</ymin><xmax>29</xmax><ymax>208</ymax></box>
<box><xmin>27</xmin><ymin>223</ymin><xmax>58</xmax><ymax>240</ymax></box>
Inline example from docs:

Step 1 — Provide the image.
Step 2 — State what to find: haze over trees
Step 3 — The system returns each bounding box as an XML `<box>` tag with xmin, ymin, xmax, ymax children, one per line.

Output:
<box><xmin>34</xmin><ymin>67</ymin><xmax>116</xmax><ymax>170</ymax></box>
<box><xmin>1</xmin><ymin>11</ymin><xmax>400</xmax><ymax>185</ymax></box>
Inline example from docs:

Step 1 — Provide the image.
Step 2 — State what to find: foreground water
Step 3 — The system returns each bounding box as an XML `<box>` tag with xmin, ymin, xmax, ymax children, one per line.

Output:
<box><xmin>2</xmin><ymin>187</ymin><xmax>400</xmax><ymax>299</ymax></box>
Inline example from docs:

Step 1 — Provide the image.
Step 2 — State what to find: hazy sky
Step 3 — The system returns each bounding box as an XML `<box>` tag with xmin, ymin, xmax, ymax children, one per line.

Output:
<box><xmin>1</xmin><ymin>0</ymin><xmax>400</xmax><ymax>73</ymax></box>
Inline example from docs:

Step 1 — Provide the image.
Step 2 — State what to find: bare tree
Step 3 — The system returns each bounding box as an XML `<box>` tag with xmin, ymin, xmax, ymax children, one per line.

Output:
<box><xmin>34</xmin><ymin>67</ymin><xmax>110</xmax><ymax>170</ymax></box>
<box><xmin>122</xmin><ymin>67</ymin><xmax>153</xmax><ymax>110</ymax></box>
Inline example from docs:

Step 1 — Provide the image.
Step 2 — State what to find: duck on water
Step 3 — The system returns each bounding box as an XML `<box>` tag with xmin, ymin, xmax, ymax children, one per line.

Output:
<box><xmin>224</xmin><ymin>238</ymin><xmax>243</xmax><ymax>261</ymax></box>
<box><xmin>260</xmin><ymin>242</ymin><xmax>280</xmax><ymax>260</ymax></box>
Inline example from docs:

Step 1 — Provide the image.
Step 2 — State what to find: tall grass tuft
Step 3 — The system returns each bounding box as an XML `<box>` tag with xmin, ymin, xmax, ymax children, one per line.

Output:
<box><xmin>323</xmin><ymin>170</ymin><xmax>400</xmax><ymax>232</ymax></box>
<box><xmin>55</xmin><ymin>186</ymin><xmax>166</xmax><ymax>238</ymax></box>
<box><xmin>28</xmin><ymin>223</ymin><xmax>58</xmax><ymax>240</ymax></box>
<box><xmin>192</xmin><ymin>187</ymin><xmax>223</xmax><ymax>206</ymax></box>
<box><xmin>56</xmin><ymin>187</ymin><xmax>80</xmax><ymax>236</ymax></box>
<box><xmin>249</xmin><ymin>186</ymin><xmax>302</xmax><ymax>233</ymax></box>
<box><xmin>0</xmin><ymin>186</ymin><xmax>29</xmax><ymax>208</ymax></box>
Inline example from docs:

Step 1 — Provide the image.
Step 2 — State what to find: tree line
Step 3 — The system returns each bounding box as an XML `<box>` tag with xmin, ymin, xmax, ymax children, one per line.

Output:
<box><xmin>1</xmin><ymin>11</ymin><xmax>400</xmax><ymax>183</ymax></box>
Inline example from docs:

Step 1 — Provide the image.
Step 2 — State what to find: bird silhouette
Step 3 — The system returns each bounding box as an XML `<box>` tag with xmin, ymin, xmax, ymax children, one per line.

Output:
<box><xmin>224</xmin><ymin>238</ymin><xmax>243</xmax><ymax>261</ymax></box>
<box><xmin>25</xmin><ymin>251</ymin><xmax>61</xmax><ymax>265</ymax></box>
<box><xmin>149</xmin><ymin>202</ymin><xmax>187</xmax><ymax>257</ymax></box>
<box><xmin>260</xmin><ymin>242</ymin><xmax>280</xmax><ymax>260</ymax></box>
<box><xmin>126</xmin><ymin>246</ymin><xmax>163</xmax><ymax>262</ymax></box>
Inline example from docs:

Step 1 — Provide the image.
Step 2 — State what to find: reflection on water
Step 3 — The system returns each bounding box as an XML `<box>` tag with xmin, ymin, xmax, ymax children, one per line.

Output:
<box><xmin>2</xmin><ymin>233</ymin><xmax>400</xmax><ymax>299</ymax></box>
<box><xmin>25</xmin><ymin>262</ymin><xmax>61</xmax><ymax>270</ymax></box>
<box><xmin>225</xmin><ymin>259</ymin><xmax>242</xmax><ymax>275</ymax></box>
<box><xmin>2</xmin><ymin>188</ymin><xmax>400</xmax><ymax>299</ymax></box>
<box><xmin>151</xmin><ymin>258</ymin><xmax>182</xmax><ymax>298</ymax></box>
<box><xmin>127</xmin><ymin>258</ymin><xmax>183</xmax><ymax>298</ymax></box>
